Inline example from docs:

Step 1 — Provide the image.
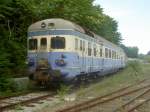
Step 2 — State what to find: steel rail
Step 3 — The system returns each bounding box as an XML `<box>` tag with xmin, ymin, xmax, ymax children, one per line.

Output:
<box><xmin>0</xmin><ymin>91</ymin><xmax>33</xmax><ymax>100</ymax></box>
<box><xmin>57</xmin><ymin>84</ymin><xmax>150</xmax><ymax>112</ymax></box>
<box><xmin>114</xmin><ymin>88</ymin><xmax>150</xmax><ymax>112</ymax></box>
<box><xmin>56</xmin><ymin>79</ymin><xmax>147</xmax><ymax>112</ymax></box>
<box><xmin>0</xmin><ymin>93</ymin><xmax>55</xmax><ymax>111</ymax></box>
<box><xmin>71</xmin><ymin>85</ymin><xmax>150</xmax><ymax>112</ymax></box>
<box><xmin>127</xmin><ymin>97</ymin><xmax>150</xmax><ymax>112</ymax></box>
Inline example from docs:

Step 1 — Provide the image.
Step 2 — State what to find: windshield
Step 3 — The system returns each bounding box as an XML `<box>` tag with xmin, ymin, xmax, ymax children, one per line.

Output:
<box><xmin>51</xmin><ymin>36</ymin><xmax>65</xmax><ymax>49</ymax></box>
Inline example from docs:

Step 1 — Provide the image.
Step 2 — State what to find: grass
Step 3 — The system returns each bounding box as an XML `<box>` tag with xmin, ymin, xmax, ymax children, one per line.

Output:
<box><xmin>76</xmin><ymin>61</ymin><xmax>150</xmax><ymax>98</ymax></box>
<box><xmin>57</xmin><ymin>84</ymin><xmax>71</xmax><ymax>100</ymax></box>
<box><xmin>0</xmin><ymin>80</ymin><xmax>34</xmax><ymax>98</ymax></box>
<box><xmin>14</xmin><ymin>103</ymin><xmax>23</xmax><ymax>111</ymax></box>
<box><xmin>34</xmin><ymin>61</ymin><xmax>150</xmax><ymax>112</ymax></box>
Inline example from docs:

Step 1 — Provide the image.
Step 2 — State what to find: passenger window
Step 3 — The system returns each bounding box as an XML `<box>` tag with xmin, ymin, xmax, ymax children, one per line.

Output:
<box><xmin>83</xmin><ymin>41</ymin><xmax>85</xmax><ymax>51</ymax></box>
<box><xmin>114</xmin><ymin>51</ymin><xmax>116</xmax><ymax>59</ymax></box>
<box><xmin>29</xmin><ymin>39</ymin><xmax>37</xmax><ymax>50</ymax></box>
<box><xmin>51</xmin><ymin>36</ymin><xmax>65</xmax><ymax>49</ymax></box>
<box><xmin>109</xmin><ymin>49</ymin><xmax>111</xmax><ymax>58</ymax></box>
<box><xmin>100</xmin><ymin>48</ymin><xmax>103</xmax><ymax>57</ymax></box>
<box><xmin>94</xmin><ymin>45</ymin><xmax>96</xmax><ymax>56</ymax></box>
<box><xmin>116</xmin><ymin>53</ymin><xmax>118</xmax><ymax>59</ymax></box>
<box><xmin>75</xmin><ymin>38</ymin><xmax>78</xmax><ymax>50</ymax></box>
<box><xmin>105</xmin><ymin>48</ymin><xmax>109</xmax><ymax>58</ymax></box>
<box><xmin>112</xmin><ymin>51</ymin><xmax>115</xmax><ymax>59</ymax></box>
<box><xmin>80</xmin><ymin>40</ymin><xmax>82</xmax><ymax>51</ymax></box>
<box><xmin>40</xmin><ymin>38</ymin><xmax>47</xmax><ymax>50</ymax></box>
<box><xmin>88</xmin><ymin>42</ymin><xmax>92</xmax><ymax>56</ymax></box>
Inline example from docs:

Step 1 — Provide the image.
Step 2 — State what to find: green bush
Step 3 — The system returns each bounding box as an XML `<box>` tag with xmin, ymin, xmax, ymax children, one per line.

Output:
<box><xmin>57</xmin><ymin>84</ymin><xmax>70</xmax><ymax>100</ymax></box>
<box><xmin>0</xmin><ymin>76</ymin><xmax>16</xmax><ymax>93</ymax></box>
<box><xmin>128</xmin><ymin>60</ymin><xmax>143</xmax><ymax>76</ymax></box>
<box><xmin>144</xmin><ymin>56</ymin><xmax>150</xmax><ymax>63</ymax></box>
<box><xmin>0</xmin><ymin>50</ymin><xmax>16</xmax><ymax>92</ymax></box>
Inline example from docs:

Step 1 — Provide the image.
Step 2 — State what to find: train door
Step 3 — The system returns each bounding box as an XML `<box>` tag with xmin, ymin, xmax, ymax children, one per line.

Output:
<box><xmin>80</xmin><ymin>40</ymin><xmax>86</xmax><ymax>73</ymax></box>
<box><xmin>91</xmin><ymin>44</ymin><xmax>94</xmax><ymax>72</ymax></box>
<box><xmin>101</xmin><ymin>45</ymin><xmax>105</xmax><ymax>73</ymax></box>
<box><xmin>82</xmin><ymin>41</ymin><xmax>86</xmax><ymax>72</ymax></box>
<box><xmin>88</xmin><ymin>42</ymin><xmax>93</xmax><ymax>73</ymax></box>
<box><xmin>37</xmin><ymin>37</ymin><xmax>48</xmax><ymax>61</ymax></box>
<box><xmin>100</xmin><ymin>44</ymin><xmax>104</xmax><ymax>71</ymax></box>
<box><xmin>93</xmin><ymin>44</ymin><xmax>96</xmax><ymax>72</ymax></box>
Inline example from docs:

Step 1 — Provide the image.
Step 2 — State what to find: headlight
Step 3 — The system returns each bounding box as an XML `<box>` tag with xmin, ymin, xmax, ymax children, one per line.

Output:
<box><xmin>55</xmin><ymin>59</ymin><xmax>67</xmax><ymax>66</ymax></box>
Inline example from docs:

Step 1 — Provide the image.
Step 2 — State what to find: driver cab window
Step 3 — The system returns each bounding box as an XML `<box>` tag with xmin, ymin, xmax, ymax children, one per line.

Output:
<box><xmin>29</xmin><ymin>39</ymin><xmax>37</xmax><ymax>50</ymax></box>
<box><xmin>51</xmin><ymin>36</ymin><xmax>65</xmax><ymax>49</ymax></box>
<box><xmin>40</xmin><ymin>38</ymin><xmax>47</xmax><ymax>50</ymax></box>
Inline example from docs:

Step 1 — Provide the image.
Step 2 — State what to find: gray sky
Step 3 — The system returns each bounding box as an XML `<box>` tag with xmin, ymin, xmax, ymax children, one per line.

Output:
<box><xmin>94</xmin><ymin>0</ymin><xmax>150</xmax><ymax>54</ymax></box>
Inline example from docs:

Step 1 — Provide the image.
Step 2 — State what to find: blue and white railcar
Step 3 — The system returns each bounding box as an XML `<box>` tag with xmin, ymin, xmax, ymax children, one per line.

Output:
<box><xmin>27</xmin><ymin>18</ymin><xmax>126</xmax><ymax>84</ymax></box>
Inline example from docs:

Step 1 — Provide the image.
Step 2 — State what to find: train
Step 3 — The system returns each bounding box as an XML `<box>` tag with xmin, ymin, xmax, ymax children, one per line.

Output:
<box><xmin>27</xmin><ymin>18</ymin><xmax>127</xmax><ymax>86</ymax></box>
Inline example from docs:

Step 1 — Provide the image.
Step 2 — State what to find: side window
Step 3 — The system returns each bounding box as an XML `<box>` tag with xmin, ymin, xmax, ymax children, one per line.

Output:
<box><xmin>94</xmin><ymin>44</ymin><xmax>96</xmax><ymax>56</ymax></box>
<box><xmin>105</xmin><ymin>48</ymin><xmax>108</xmax><ymax>58</ymax></box>
<box><xmin>40</xmin><ymin>38</ymin><xmax>47</xmax><ymax>50</ymax></box>
<box><xmin>29</xmin><ymin>39</ymin><xmax>37</xmax><ymax>50</ymax></box>
<box><xmin>51</xmin><ymin>36</ymin><xmax>65</xmax><ymax>49</ymax></box>
<box><xmin>83</xmin><ymin>41</ymin><xmax>85</xmax><ymax>51</ymax></box>
<box><xmin>109</xmin><ymin>49</ymin><xmax>111</xmax><ymax>58</ymax></box>
<box><xmin>75</xmin><ymin>38</ymin><xmax>78</xmax><ymax>50</ymax></box>
<box><xmin>112</xmin><ymin>51</ymin><xmax>115</xmax><ymax>59</ymax></box>
<box><xmin>80</xmin><ymin>40</ymin><xmax>82</xmax><ymax>51</ymax></box>
<box><xmin>116</xmin><ymin>53</ymin><xmax>118</xmax><ymax>59</ymax></box>
<box><xmin>114</xmin><ymin>51</ymin><xmax>116</xmax><ymax>59</ymax></box>
<box><xmin>88</xmin><ymin>42</ymin><xmax>91</xmax><ymax>56</ymax></box>
<box><xmin>100</xmin><ymin>48</ymin><xmax>103</xmax><ymax>57</ymax></box>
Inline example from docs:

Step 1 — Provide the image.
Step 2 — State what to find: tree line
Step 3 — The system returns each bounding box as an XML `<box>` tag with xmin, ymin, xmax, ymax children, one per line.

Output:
<box><xmin>120</xmin><ymin>44</ymin><xmax>139</xmax><ymax>58</ymax></box>
<box><xmin>0</xmin><ymin>0</ymin><xmax>122</xmax><ymax>91</ymax></box>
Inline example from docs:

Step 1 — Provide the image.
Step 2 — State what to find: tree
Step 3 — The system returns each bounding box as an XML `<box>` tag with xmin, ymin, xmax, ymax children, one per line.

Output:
<box><xmin>120</xmin><ymin>44</ymin><xmax>139</xmax><ymax>58</ymax></box>
<box><xmin>0</xmin><ymin>0</ymin><xmax>122</xmax><ymax>91</ymax></box>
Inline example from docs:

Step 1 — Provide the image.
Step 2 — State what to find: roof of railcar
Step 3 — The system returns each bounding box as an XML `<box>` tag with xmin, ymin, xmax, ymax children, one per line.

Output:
<box><xmin>28</xmin><ymin>18</ymin><xmax>124</xmax><ymax>53</ymax></box>
<box><xmin>28</xmin><ymin>18</ymin><xmax>85</xmax><ymax>33</ymax></box>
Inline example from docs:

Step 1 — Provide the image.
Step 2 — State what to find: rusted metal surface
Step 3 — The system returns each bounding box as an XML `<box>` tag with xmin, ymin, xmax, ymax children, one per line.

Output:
<box><xmin>56</xmin><ymin>79</ymin><xmax>149</xmax><ymax>112</ymax></box>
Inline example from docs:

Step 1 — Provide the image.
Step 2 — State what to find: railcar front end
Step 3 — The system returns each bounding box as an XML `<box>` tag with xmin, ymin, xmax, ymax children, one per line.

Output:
<box><xmin>27</xmin><ymin>35</ymin><xmax>74</xmax><ymax>85</ymax></box>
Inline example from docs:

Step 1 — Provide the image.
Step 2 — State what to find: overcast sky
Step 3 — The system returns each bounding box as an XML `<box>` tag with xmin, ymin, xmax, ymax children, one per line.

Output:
<box><xmin>94</xmin><ymin>0</ymin><xmax>150</xmax><ymax>54</ymax></box>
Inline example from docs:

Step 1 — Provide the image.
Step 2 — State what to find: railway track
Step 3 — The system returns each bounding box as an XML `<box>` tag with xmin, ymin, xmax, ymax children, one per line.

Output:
<box><xmin>115</xmin><ymin>87</ymin><xmax>150</xmax><ymax>112</ymax></box>
<box><xmin>0</xmin><ymin>79</ymin><xmax>149</xmax><ymax>112</ymax></box>
<box><xmin>56</xmin><ymin>79</ymin><xmax>150</xmax><ymax>112</ymax></box>
<box><xmin>0</xmin><ymin>92</ymin><xmax>56</xmax><ymax>111</ymax></box>
<box><xmin>0</xmin><ymin>91</ymin><xmax>33</xmax><ymax>100</ymax></box>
